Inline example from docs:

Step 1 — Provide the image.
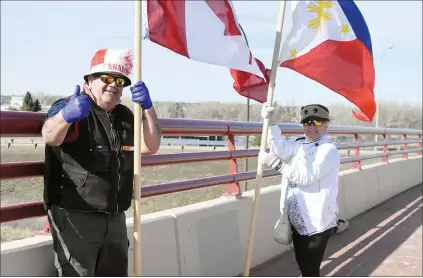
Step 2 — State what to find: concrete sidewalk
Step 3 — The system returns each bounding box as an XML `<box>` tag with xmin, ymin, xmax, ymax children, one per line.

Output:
<box><xmin>251</xmin><ymin>184</ymin><xmax>422</xmax><ymax>277</ymax></box>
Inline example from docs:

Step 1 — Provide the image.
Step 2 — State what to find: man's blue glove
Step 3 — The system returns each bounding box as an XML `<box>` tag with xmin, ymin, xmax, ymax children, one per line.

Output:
<box><xmin>61</xmin><ymin>85</ymin><xmax>91</xmax><ymax>123</ymax></box>
<box><xmin>130</xmin><ymin>81</ymin><xmax>152</xmax><ymax>110</ymax></box>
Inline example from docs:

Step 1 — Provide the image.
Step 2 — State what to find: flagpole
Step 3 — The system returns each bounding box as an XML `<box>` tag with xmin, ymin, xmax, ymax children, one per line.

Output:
<box><xmin>133</xmin><ymin>0</ymin><xmax>143</xmax><ymax>276</ymax></box>
<box><xmin>243</xmin><ymin>97</ymin><xmax>250</xmax><ymax>192</ymax></box>
<box><xmin>243</xmin><ymin>1</ymin><xmax>287</xmax><ymax>276</ymax></box>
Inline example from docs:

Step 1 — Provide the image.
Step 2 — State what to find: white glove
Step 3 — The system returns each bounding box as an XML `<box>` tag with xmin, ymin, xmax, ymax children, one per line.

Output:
<box><xmin>261</xmin><ymin>102</ymin><xmax>278</xmax><ymax>125</ymax></box>
<box><xmin>258</xmin><ymin>149</ymin><xmax>282</xmax><ymax>170</ymax></box>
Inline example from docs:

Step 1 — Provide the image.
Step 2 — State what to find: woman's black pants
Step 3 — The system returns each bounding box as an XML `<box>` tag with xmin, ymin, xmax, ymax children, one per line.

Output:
<box><xmin>291</xmin><ymin>226</ymin><xmax>334</xmax><ymax>277</ymax></box>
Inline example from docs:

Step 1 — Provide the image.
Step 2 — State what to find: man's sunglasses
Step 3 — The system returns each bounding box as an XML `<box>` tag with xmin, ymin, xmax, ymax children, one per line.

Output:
<box><xmin>98</xmin><ymin>74</ymin><xmax>126</xmax><ymax>87</ymax></box>
<box><xmin>302</xmin><ymin>119</ymin><xmax>325</xmax><ymax>126</ymax></box>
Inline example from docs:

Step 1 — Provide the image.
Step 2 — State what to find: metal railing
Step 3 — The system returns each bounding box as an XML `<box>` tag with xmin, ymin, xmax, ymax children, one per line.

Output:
<box><xmin>1</xmin><ymin>110</ymin><xmax>422</xmax><ymax>224</ymax></box>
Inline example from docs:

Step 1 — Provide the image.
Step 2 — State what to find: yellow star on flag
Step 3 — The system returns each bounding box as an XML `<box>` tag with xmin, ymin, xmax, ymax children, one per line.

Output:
<box><xmin>341</xmin><ymin>24</ymin><xmax>350</xmax><ymax>35</ymax></box>
<box><xmin>290</xmin><ymin>49</ymin><xmax>298</xmax><ymax>58</ymax></box>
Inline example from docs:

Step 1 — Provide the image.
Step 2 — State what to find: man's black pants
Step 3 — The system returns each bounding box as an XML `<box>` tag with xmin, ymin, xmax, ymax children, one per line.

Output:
<box><xmin>47</xmin><ymin>205</ymin><xmax>129</xmax><ymax>277</ymax></box>
<box><xmin>291</xmin><ymin>226</ymin><xmax>333</xmax><ymax>277</ymax></box>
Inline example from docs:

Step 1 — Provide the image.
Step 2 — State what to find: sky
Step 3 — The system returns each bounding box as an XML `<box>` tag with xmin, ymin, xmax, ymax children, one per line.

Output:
<box><xmin>1</xmin><ymin>1</ymin><xmax>422</xmax><ymax>108</ymax></box>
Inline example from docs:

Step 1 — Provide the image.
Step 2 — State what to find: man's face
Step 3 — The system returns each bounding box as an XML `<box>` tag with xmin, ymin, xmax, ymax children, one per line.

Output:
<box><xmin>302</xmin><ymin>118</ymin><xmax>328</xmax><ymax>141</ymax></box>
<box><xmin>86</xmin><ymin>73</ymin><xmax>126</xmax><ymax>111</ymax></box>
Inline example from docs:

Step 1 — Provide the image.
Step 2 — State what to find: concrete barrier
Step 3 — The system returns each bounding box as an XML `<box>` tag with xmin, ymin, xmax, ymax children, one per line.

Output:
<box><xmin>340</xmin><ymin>165</ymin><xmax>380</xmax><ymax>219</ymax></box>
<box><xmin>172</xmin><ymin>196</ymin><xmax>252</xmax><ymax>276</ymax></box>
<box><xmin>242</xmin><ymin>186</ymin><xmax>292</xmax><ymax>269</ymax></box>
<box><xmin>340</xmin><ymin>156</ymin><xmax>422</xmax><ymax>219</ymax></box>
<box><xmin>400</xmin><ymin>156</ymin><xmax>423</xmax><ymax>190</ymax></box>
<box><xmin>376</xmin><ymin>159</ymin><xmax>406</xmax><ymax>203</ymax></box>
<box><xmin>126</xmin><ymin>213</ymin><xmax>180</xmax><ymax>276</ymax></box>
<box><xmin>1</xmin><ymin>237</ymin><xmax>55</xmax><ymax>276</ymax></box>
<box><xmin>1</xmin><ymin>157</ymin><xmax>422</xmax><ymax>277</ymax></box>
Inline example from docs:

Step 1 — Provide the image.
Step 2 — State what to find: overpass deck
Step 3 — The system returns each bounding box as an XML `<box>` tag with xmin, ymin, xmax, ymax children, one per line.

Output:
<box><xmin>251</xmin><ymin>184</ymin><xmax>422</xmax><ymax>277</ymax></box>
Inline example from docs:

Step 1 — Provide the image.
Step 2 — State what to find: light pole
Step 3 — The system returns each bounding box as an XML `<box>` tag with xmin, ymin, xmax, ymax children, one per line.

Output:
<box><xmin>243</xmin><ymin>98</ymin><xmax>250</xmax><ymax>192</ymax></box>
<box><xmin>375</xmin><ymin>46</ymin><xmax>393</xmax><ymax>143</ymax></box>
<box><xmin>239</xmin><ymin>23</ymin><xmax>250</xmax><ymax>192</ymax></box>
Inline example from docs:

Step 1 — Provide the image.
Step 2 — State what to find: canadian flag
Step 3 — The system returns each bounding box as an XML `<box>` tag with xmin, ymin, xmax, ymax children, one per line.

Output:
<box><xmin>143</xmin><ymin>0</ymin><xmax>269</xmax><ymax>102</ymax></box>
<box><xmin>230</xmin><ymin>57</ymin><xmax>270</xmax><ymax>103</ymax></box>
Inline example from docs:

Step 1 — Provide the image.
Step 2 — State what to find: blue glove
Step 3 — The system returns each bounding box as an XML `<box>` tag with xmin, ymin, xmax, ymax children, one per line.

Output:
<box><xmin>130</xmin><ymin>81</ymin><xmax>152</xmax><ymax>110</ymax></box>
<box><xmin>61</xmin><ymin>85</ymin><xmax>91</xmax><ymax>123</ymax></box>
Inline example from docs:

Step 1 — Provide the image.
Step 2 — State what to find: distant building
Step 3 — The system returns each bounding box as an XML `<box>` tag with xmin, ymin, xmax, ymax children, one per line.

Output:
<box><xmin>1</xmin><ymin>105</ymin><xmax>11</xmax><ymax>111</ymax></box>
<box><xmin>162</xmin><ymin>135</ymin><xmax>227</xmax><ymax>147</ymax></box>
<box><xmin>41</xmin><ymin>105</ymin><xmax>51</xmax><ymax>112</ymax></box>
<box><xmin>10</xmin><ymin>96</ymin><xmax>23</xmax><ymax>109</ymax></box>
<box><xmin>161</xmin><ymin>135</ymin><xmax>248</xmax><ymax>148</ymax></box>
<box><xmin>0</xmin><ymin>95</ymin><xmax>50</xmax><ymax>112</ymax></box>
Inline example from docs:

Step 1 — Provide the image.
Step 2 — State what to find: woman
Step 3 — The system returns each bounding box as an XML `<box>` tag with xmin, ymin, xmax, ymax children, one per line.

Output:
<box><xmin>258</xmin><ymin>103</ymin><xmax>341</xmax><ymax>277</ymax></box>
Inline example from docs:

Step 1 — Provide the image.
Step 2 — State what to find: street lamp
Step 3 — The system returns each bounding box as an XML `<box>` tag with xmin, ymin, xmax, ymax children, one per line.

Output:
<box><xmin>375</xmin><ymin>46</ymin><xmax>393</xmax><ymax>143</ymax></box>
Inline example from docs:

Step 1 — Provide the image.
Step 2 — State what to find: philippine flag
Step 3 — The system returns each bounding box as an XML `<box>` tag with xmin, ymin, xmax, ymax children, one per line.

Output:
<box><xmin>279</xmin><ymin>0</ymin><xmax>376</xmax><ymax>122</ymax></box>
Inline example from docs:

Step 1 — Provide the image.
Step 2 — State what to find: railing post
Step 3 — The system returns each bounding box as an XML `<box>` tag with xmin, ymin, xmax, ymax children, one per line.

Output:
<box><xmin>353</xmin><ymin>133</ymin><xmax>361</xmax><ymax>169</ymax></box>
<box><xmin>402</xmin><ymin>134</ymin><xmax>408</xmax><ymax>159</ymax></box>
<box><xmin>418</xmin><ymin>134</ymin><xmax>422</xmax><ymax>156</ymax></box>
<box><xmin>382</xmin><ymin>133</ymin><xmax>388</xmax><ymax>162</ymax></box>
<box><xmin>223</xmin><ymin>134</ymin><xmax>241</xmax><ymax>196</ymax></box>
<box><xmin>34</xmin><ymin>217</ymin><xmax>51</xmax><ymax>236</ymax></box>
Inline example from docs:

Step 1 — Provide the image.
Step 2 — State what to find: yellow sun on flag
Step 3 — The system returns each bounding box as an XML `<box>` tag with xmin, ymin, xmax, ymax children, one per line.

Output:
<box><xmin>290</xmin><ymin>49</ymin><xmax>298</xmax><ymax>58</ymax></box>
<box><xmin>308</xmin><ymin>0</ymin><xmax>333</xmax><ymax>32</ymax></box>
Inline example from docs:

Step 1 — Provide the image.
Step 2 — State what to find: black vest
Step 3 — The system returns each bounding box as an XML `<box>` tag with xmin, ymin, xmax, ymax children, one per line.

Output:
<box><xmin>43</xmin><ymin>98</ymin><xmax>135</xmax><ymax>214</ymax></box>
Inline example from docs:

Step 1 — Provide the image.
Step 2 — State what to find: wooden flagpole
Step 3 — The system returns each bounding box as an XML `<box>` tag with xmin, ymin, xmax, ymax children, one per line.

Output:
<box><xmin>243</xmin><ymin>1</ymin><xmax>287</xmax><ymax>276</ymax></box>
<box><xmin>133</xmin><ymin>0</ymin><xmax>143</xmax><ymax>276</ymax></box>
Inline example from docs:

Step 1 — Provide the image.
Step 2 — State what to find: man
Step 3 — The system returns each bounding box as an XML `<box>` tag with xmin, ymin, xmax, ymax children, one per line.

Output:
<box><xmin>258</xmin><ymin>103</ymin><xmax>341</xmax><ymax>277</ymax></box>
<box><xmin>41</xmin><ymin>48</ymin><xmax>161</xmax><ymax>276</ymax></box>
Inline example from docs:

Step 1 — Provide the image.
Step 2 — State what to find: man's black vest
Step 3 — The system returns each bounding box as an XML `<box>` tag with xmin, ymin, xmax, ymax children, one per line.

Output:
<box><xmin>43</xmin><ymin>98</ymin><xmax>135</xmax><ymax>214</ymax></box>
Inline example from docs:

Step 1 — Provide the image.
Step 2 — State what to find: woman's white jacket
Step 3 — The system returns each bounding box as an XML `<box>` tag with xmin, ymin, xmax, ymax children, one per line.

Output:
<box><xmin>268</xmin><ymin>125</ymin><xmax>341</xmax><ymax>235</ymax></box>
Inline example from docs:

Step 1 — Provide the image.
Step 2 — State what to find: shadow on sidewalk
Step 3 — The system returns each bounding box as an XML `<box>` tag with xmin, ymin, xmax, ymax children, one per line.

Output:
<box><xmin>251</xmin><ymin>184</ymin><xmax>423</xmax><ymax>277</ymax></box>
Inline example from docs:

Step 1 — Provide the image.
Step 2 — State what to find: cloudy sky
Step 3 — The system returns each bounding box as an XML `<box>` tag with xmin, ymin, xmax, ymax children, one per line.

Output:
<box><xmin>1</xmin><ymin>1</ymin><xmax>421</xmax><ymax>107</ymax></box>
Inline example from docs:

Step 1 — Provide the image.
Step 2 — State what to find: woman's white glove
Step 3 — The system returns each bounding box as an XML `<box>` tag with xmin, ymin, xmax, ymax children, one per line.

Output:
<box><xmin>258</xmin><ymin>149</ymin><xmax>284</xmax><ymax>172</ymax></box>
<box><xmin>261</xmin><ymin>103</ymin><xmax>278</xmax><ymax>125</ymax></box>
<box><xmin>258</xmin><ymin>149</ymin><xmax>277</xmax><ymax>166</ymax></box>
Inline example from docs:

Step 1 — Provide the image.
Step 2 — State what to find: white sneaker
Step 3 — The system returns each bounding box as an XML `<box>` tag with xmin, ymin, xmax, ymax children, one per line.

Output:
<box><xmin>334</xmin><ymin>219</ymin><xmax>349</xmax><ymax>234</ymax></box>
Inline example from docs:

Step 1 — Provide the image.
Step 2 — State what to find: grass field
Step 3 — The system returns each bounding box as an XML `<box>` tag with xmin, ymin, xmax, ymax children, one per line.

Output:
<box><xmin>0</xmin><ymin>142</ymin><xmax>416</xmax><ymax>243</ymax></box>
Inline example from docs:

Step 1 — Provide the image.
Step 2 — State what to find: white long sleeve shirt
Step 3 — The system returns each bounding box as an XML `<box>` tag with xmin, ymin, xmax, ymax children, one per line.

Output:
<box><xmin>268</xmin><ymin>125</ymin><xmax>341</xmax><ymax>236</ymax></box>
